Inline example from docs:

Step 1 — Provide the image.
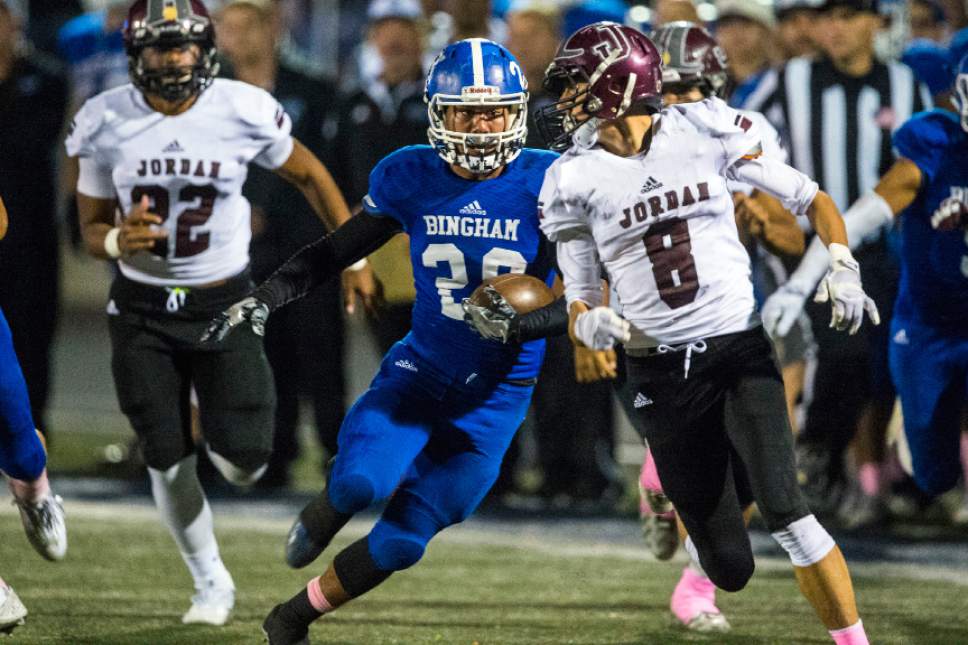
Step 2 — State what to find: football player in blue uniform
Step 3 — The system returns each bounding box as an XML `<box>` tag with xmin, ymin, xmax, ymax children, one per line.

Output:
<box><xmin>763</xmin><ymin>54</ymin><xmax>968</xmax><ymax>499</ymax></box>
<box><xmin>0</xmin><ymin>196</ymin><xmax>68</xmax><ymax>635</ymax></box>
<box><xmin>203</xmin><ymin>39</ymin><xmax>569</xmax><ymax>644</ymax></box>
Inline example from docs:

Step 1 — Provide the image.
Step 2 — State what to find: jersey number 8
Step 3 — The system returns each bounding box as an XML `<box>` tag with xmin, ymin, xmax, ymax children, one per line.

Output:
<box><xmin>422</xmin><ymin>244</ymin><xmax>528</xmax><ymax>320</ymax></box>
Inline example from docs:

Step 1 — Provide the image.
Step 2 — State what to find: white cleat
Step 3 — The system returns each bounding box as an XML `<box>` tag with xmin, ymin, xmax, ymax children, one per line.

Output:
<box><xmin>0</xmin><ymin>583</ymin><xmax>27</xmax><ymax>636</ymax></box>
<box><xmin>13</xmin><ymin>494</ymin><xmax>66</xmax><ymax>562</ymax></box>
<box><xmin>684</xmin><ymin>611</ymin><xmax>731</xmax><ymax>633</ymax></box>
<box><xmin>182</xmin><ymin>580</ymin><xmax>235</xmax><ymax>626</ymax></box>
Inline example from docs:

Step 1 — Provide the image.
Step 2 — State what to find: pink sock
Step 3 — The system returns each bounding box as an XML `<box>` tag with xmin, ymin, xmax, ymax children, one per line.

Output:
<box><xmin>858</xmin><ymin>463</ymin><xmax>880</xmax><ymax>497</ymax></box>
<box><xmin>670</xmin><ymin>565</ymin><xmax>719</xmax><ymax>624</ymax></box>
<box><xmin>640</xmin><ymin>449</ymin><xmax>664</xmax><ymax>492</ymax></box>
<box><xmin>306</xmin><ymin>576</ymin><xmax>333</xmax><ymax>614</ymax></box>
<box><xmin>829</xmin><ymin>619</ymin><xmax>868</xmax><ymax>645</ymax></box>
<box><xmin>8</xmin><ymin>468</ymin><xmax>50</xmax><ymax>505</ymax></box>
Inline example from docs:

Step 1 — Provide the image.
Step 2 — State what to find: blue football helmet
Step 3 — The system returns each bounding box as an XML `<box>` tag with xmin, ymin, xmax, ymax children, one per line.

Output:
<box><xmin>425</xmin><ymin>38</ymin><xmax>529</xmax><ymax>174</ymax></box>
<box><xmin>955</xmin><ymin>54</ymin><xmax>968</xmax><ymax>134</ymax></box>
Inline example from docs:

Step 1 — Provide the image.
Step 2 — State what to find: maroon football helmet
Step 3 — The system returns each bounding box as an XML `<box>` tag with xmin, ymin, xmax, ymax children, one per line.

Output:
<box><xmin>650</xmin><ymin>22</ymin><xmax>730</xmax><ymax>99</ymax></box>
<box><xmin>123</xmin><ymin>0</ymin><xmax>219</xmax><ymax>103</ymax></box>
<box><xmin>535</xmin><ymin>22</ymin><xmax>663</xmax><ymax>151</ymax></box>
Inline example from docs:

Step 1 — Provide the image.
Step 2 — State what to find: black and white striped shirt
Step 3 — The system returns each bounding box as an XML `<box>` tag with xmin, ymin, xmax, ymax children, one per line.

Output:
<box><xmin>742</xmin><ymin>57</ymin><xmax>931</xmax><ymax>211</ymax></box>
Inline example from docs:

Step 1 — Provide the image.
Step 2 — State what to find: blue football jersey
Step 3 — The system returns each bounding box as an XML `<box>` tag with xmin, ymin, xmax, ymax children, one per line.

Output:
<box><xmin>363</xmin><ymin>145</ymin><xmax>559</xmax><ymax>381</ymax></box>
<box><xmin>893</xmin><ymin>109</ymin><xmax>968</xmax><ymax>331</ymax></box>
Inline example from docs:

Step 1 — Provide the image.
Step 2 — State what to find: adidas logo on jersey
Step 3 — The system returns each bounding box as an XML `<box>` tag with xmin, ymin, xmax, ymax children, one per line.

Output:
<box><xmin>633</xmin><ymin>392</ymin><xmax>653</xmax><ymax>408</ymax></box>
<box><xmin>639</xmin><ymin>176</ymin><xmax>664</xmax><ymax>193</ymax></box>
<box><xmin>394</xmin><ymin>359</ymin><xmax>418</xmax><ymax>372</ymax></box>
<box><xmin>459</xmin><ymin>200</ymin><xmax>487</xmax><ymax>216</ymax></box>
<box><xmin>162</xmin><ymin>139</ymin><xmax>185</xmax><ymax>153</ymax></box>
<box><xmin>893</xmin><ymin>328</ymin><xmax>909</xmax><ymax>345</ymax></box>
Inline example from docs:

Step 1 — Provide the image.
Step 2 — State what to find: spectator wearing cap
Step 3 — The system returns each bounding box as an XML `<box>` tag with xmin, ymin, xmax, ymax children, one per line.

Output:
<box><xmin>216</xmin><ymin>0</ymin><xmax>347</xmax><ymax>488</ymax></box>
<box><xmin>653</xmin><ymin>0</ymin><xmax>701</xmax><ymax>26</ymax></box>
<box><xmin>0</xmin><ymin>0</ymin><xmax>67</xmax><ymax>437</ymax></box>
<box><xmin>745</xmin><ymin>0</ymin><xmax>931</xmax><ymax>527</ymax></box>
<box><xmin>328</xmin><ymin>0</ymin><xmax>426</xmax><ymax>354</ymax></box>
<box><xmin>909</xmin><ymin>0</ymin><xmax>947</xmax><ymax>43</ymax></box>
<box><xmin>775</xmin><ymin>0</ymin><xmax>821</xmax><ymax>60</ymax></box>
<box><xmin>714</xmin><ymin>0</ymin><xmax>776</xmax><ymax>107</ymax></box>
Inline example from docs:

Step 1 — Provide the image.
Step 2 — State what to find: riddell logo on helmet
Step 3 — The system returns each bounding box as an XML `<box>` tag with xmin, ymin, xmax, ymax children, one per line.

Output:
<box><xmin>461</xmin><ymin>86</ymin><xmax>498</xmax><ymax>98</ymax></box>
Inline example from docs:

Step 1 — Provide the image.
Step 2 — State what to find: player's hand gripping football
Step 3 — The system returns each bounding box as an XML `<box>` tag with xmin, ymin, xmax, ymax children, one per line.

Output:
<box><xmin>461</xmin><ymin>285</ymin><xmax>519</xmax><ymax>343</ymax></box>
<box><xmin>930</xmin><ymin>196</ymin><xmax>968</xmax><ymax>231</ymax></box>
<box><xmin>813</xmin><ymin>244</ymin><xmax>880</xmax><ymax>335</ymax></box>
<box><xmin>200</xmin><ymin>297</ymin><xmax>270</xmax><ymax>343</ymax></box>
<box><xmin>119</xmin><ymin>195</ymin><xmax>168</xmax><ymax>256</ymax></box>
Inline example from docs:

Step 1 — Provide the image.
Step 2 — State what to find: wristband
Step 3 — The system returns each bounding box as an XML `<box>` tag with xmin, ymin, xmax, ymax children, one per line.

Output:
<box><xmin>827</xmin><ymin>242</ymin><xmax>855</xmax><ymax>268</ymax></box>
<box><xmin>104</xmin><ymin>227</ymin><xmax>122</xmax><ymax>259</ymax></box>
<box><xmin>347</xmin><ymin>258</ymin><xmax>368</xmax><ymax>272</ymax></box>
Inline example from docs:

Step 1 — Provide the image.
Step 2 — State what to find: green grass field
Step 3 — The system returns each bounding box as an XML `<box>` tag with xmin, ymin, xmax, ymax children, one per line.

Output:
<box><xmin>1</xmin><ymin>502</ymin><xmax>965</xmax><ymax>645</ymax></box>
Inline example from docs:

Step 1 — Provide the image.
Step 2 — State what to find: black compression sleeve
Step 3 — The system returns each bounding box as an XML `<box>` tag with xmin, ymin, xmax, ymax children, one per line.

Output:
<box><xmin>252</xmin><ymin>212</ymin><xmax>402</xmax><ymax>310</ymax></box>
<box><xmin>514</xmin><ymin>297</ymin><xmax>568</xmax><ymax>341</ymax></box>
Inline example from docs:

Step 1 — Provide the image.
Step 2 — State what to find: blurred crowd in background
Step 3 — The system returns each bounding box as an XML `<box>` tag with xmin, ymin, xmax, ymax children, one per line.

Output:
<box><xmin>2</xmin><ymin>0</ymin><xmax>968</xmax><ymax>530</ymax></box>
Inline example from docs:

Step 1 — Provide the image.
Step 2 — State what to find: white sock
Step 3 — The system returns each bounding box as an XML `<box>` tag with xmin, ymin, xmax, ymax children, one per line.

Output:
<box><xmin>148</xmin><ymin>453</ymin><xmax>232</xmax><ymax>589</ymax></box>
<box><xmin>684</xmin><ymin>537</ymin><xmax>710</xmax><ymax>578</ymax></box>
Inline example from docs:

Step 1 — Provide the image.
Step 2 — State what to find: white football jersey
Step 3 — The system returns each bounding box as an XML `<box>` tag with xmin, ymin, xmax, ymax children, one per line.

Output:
<box><xmin>66</xmin><ymin>79</ymin><xmax>294</xmax><ymax>286</ymax></box>
<box><xmin>726</xmin><ymin>109</ymin><xmax>786</xmax><ymax>195</ymax></box>
<box><xmin>540</xmin><ymin>98</ymin><xmax>767</xmax><ymax>348</ymax></box>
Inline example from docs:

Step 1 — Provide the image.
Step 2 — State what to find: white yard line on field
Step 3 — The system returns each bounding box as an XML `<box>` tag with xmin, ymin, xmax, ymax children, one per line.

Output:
<box><xmin>2</xmin><ymin>498</ymin><xmax>965</xmax><ymax>587</ymax></box>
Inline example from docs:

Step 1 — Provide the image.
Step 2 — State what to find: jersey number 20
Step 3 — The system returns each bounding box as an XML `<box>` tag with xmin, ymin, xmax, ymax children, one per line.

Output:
<box><xmin>131</xmin><ymin>184</ymin><xmax>217</xmax><ymax>258</ymax></box>
<box><xmin>422</xmin><ymin>244</ymin><xmax>527</xmax><ymax>320</ymax></box>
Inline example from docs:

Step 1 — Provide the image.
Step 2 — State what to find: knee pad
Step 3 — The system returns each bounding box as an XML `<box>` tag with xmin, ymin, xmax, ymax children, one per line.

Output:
<box><xmin>333</xmin><ymin>536</ymin><xmax>393</xmax><ymax>598</ymax></box>
<box><xmin>771</xmin><ymin>514</ymin><xmax>835</xmax><ymax>567</ymax></box>
<box><xmin>328</xmin><ymin>472</ymin><xmax>379</xmax><ymax>514</ymax></box>
<box><xmin>205</xmin><ymin>444</ymin><xmax>268</xmax><ymax>487</ymax></box>
<box><xmin>369</xmin><ymin>532</ymin><xmax>426</xmax><ymax>571</ymax></box>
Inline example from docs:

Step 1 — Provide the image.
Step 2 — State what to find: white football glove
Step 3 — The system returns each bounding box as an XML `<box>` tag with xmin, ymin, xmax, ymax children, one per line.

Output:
<box><xmin>573</xmin><ymin>306</ymin><xmax>631</xmax><ymax>350</ymax></box>
<box><xmin>761</xmin><ymin>282</ymin><xmax>811</xmax><ymax>339</ymax></box>
<box><xmin>201</xmin><ymin>297</ymin><xmax>270</xmax><ymax>343</ymax></box>
<box><xmin>813</xmin><ymin>244</ymin><xmax>880</xmax><ymax>335</ymax></box>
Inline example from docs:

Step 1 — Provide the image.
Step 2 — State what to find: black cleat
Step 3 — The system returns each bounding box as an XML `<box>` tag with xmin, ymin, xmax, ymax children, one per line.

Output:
<box><xmin>262</xmin><ymin>604</ymin><xmax>310</xmax><ymax>645</ymax></box>
<box><xmin>285</xmin><ymin>518</ymin><xmax>326</xmax><ymax>569</ymax></box>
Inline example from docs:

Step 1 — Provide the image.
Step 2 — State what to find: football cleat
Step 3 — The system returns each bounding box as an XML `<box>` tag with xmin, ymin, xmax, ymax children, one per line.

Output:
<box><xmin>182</xmin><ymin>578</ymin><xmax>235</xmax><ymax>626</ymax></box>
<box><xmin>0</xmin><ymin>583</ymin><xmax>27</xmax><ymax>636</ymax></box>
<box><xmin>670</xmin><ymin>567</ymin><xmax>731</xmax><ymax>634</ymax></box>
<box><xmin>638</xmin><ymin>451</ymin><xmax>678</xmax><ymax>560</ymax></box>
<box><xmin>641</xmin><ymin>506</ymin><xmax>679</xmax><ymax>561</ymax></box>
<box><xmin>14</xmin><ymin>494</ymin><xmax>66</xmax><ymax>562</ymax></box>
<box><xmin>262</xmin><ymin>604</ymin><xmax>310</xmax><ymax>645</ymax></box>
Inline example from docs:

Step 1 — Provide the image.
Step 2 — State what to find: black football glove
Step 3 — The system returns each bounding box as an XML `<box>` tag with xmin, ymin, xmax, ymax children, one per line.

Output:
<box><xmin>461</xmin><ymin>285</ymin><xmax>519</xmax><ymax>343</ymax></box>
<box><xmin>201</xmin><ymin>297</ymin><xmax>270</xmax><ymax>344</ymax></box>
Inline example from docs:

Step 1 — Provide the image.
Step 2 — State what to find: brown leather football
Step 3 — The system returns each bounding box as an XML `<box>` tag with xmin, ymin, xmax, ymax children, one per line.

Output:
<box><xmin>468</xmin><ymin>273</ymin><xmax>554</xmax><ymax>314</ymax></box>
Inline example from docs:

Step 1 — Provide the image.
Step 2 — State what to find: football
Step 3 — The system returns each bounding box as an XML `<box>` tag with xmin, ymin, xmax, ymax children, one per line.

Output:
<box><xmin>468</xmin><ymin>273</ymin><xmax>555</xmax><ymax>315</ymax></box>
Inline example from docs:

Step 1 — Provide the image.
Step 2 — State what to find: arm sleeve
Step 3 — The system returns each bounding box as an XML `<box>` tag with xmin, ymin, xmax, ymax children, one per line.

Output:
<box><xmin>515</xmin><ymin>297</ymin><xmax>568</xmax><ymax>341</ymax></box>
<box><xmin>253</xmin><ymin>212</ymin><xmax>402</xmax><ymax>310</ymax></box>
<box><xmin>77</xmin><ymin>156</ymin><xmax>115</xmax><ymax>199</ymax></box>
<box><xmin>784</xmin><ymin>191</ymin><xmax>894</xmax><ymax>292</ymax></box>
<box><xmin>557</xmin><ymin>229</ymin><xmax>604</xmax><ymax>308</ymax></box>
<box><xmin>726</xmin><ymin>155</ymin><xmax>819</xmax><ymax>217</ymax></box>
<box><xmin>245</xmin><ymin>89</ymin><xmax>295</xmax><ymax>170</ymax></box>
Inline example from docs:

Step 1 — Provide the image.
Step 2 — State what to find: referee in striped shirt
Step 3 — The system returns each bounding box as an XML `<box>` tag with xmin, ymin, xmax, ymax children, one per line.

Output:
<box><xmin>743</xmin><ymin>0</ymin><xmax>930</xmax><ymax>517</ymax></box>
